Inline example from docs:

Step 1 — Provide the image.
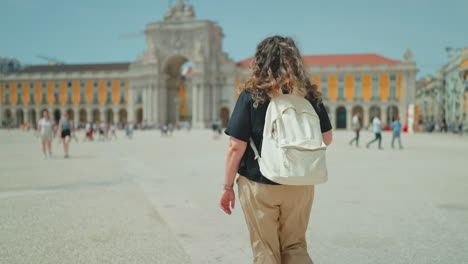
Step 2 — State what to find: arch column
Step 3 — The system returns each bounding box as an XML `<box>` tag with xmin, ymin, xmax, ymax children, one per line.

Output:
<box><xmin>153</xmin><ymin>82</ymin><xmax>160</xmax><ymax>125</ymax></box>
<box><xmin>100</xmin><ymin>107</ymin><xmax>105</xmax><ymax>123</ymax></box>
<box><xmin>127</xmin><ymin>85</ymin><xmax>135</xmax><ymax>123</ymax></box>
<box><xmin>362</xmin><ymin>105</ymin><xmax>370</xmax><ymax>128</ymax></box>
<box><xmin>23</xmin><ymin>107</ymin><xmax>29</xmax><ymax>124</ymax></box>
<box><xmin>113</xmin><ymin>107</ymin><xmax>119</xmax><ymax>124</ymax></box>
<box><xmin>87</xmin><ymin>107</ymin><xmax>93</xmax><ymax>123</ymax></box>
<box><xmin>211</xmin><ymin>84</ymin><xmax>219</xmax><ymax>122</ymax></box>
<box><xmin>346</xmin><ymin>105</ymin><xmax>353</xmax><ymax>130</ymax></box>
<box><xmin>74</xmin><ymin>106</ymin><xmax>79</xmax><ymax>125</ymax></box>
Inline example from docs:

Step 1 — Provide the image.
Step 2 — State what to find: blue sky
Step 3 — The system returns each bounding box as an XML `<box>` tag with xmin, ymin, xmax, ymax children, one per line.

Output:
<box><xmin>1</xmin><ymin>0</ymin><xmax>467</xmax><ymax>77</ymax></box>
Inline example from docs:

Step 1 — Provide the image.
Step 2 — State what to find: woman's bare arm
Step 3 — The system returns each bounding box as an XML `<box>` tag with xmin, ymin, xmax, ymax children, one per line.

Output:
<box><xmin>224</xmin><ymin>137</ymin><xmax>247</xmax><ymax>186</ymax></box>
<box><xmin>322</xmin><ymin>130</ymin><xmax>333</xmax><ymax>145</ymax></box>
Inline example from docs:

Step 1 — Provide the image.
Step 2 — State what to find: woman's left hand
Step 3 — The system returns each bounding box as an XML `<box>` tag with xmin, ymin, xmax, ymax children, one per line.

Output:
<box><xmin>219</xmin><ymin>189</ymin><xmax>235</xmax><ymax>215</ymax></box>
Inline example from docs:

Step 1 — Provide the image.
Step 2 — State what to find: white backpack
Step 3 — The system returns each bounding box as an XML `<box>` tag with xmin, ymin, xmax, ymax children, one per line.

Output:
<box><xmin>249</xmin><ymin>94</ymin><xmax>328</xmax><ymax>185</ymax></box>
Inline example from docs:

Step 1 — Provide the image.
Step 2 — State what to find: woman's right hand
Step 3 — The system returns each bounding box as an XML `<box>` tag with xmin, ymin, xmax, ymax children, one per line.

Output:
<box><xmin>219</xmin><ymin>189</ymin><xmax>235</xmax><ymax>215</ymax></box>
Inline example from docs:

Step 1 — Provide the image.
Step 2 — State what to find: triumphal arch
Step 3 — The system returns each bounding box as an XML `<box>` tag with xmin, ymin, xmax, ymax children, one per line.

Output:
<box><xmin>128</xmin><ymin>0</ymin><xmax>237</xmax><ymax>127</ymax></box>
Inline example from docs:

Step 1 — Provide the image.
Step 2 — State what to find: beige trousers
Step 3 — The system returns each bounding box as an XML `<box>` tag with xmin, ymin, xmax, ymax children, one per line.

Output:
<box><xmin>237</xmin><ymin>176</ymin><xmax>315</xmax><ymax>264</ymax></box>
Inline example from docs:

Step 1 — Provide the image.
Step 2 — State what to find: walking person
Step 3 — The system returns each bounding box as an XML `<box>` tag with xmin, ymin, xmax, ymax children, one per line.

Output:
<box><xmin>37</xmin><ymin>110</ymin><xmax>53</xmax><ymax>159</ymax></box>
<box><xmin>220</xmin><ymin>36</ymin><xmax>333</xmax><ymax>264</ymax></box>
<box><xmin>366</xmin><ymin>115</ymin><xmax>383</xmax><ymax>149</ymax></box>
<box><xmin>57</xmin><ymin>112</ymin><xmax>73</xmax><ymax>158</ymax></box>
<box><xmin>391</xmin><ymin>117</ymin><xmax>404</xmax><ymax>149</ymax></box>
<box><xmin>349</xmin><ymin>113</ymin><xmax>361</xmax><ymax>147</ymax></box>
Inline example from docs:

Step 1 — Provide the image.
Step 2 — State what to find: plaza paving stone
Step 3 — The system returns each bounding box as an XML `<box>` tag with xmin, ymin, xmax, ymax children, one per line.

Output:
<box><xmin>0</xmin><ymin>129</ymin><xmax>467</xmax><ymax>263</ymax></box>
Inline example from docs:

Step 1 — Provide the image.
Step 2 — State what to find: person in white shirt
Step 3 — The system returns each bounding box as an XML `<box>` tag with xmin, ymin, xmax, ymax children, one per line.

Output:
<box><xmin>366</xmin><ymin>115</ymin><xmax>383</xmax><ymax>149</ymax></box>
<box><xmin>348</xmin><ymin>113</ymin><xmax>361</xmax><ymax>147</ymax></box>
<box><xmin>37</xmin><ymin>110</ymin><xmax>53</xmax><ymax>159</ymax></box>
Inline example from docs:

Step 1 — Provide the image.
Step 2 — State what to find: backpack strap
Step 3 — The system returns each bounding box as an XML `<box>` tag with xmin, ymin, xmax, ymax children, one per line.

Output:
<box><xmin>249</xmin><ymin>138</ymin><xmax>260</xmax><ymax>160</ymax></box>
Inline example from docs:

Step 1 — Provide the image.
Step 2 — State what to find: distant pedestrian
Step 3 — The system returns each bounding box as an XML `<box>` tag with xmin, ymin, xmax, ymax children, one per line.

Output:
<box><xmin>109</xmin><ymin>123</ymin><xmax>117</xmax><ymax>140</ymax></box>
<box><xmin>349</xmin><ymin>113</ymin><xmax>361</xmax><ymax>147</ymax></box>
<box><xmin>125</xmin><ymin>122</ymin><xmax>134</xmax><ymax>139</ymax></box>
<box><xmin>366</xmin><ymin>115</ymin><xmax>383</xmax><ymax>150</ymax></box>
<box><xmin>37</xmin><ymin>110</ymin><xmax>53</xmax><ymax>159</ymax></box>
<box><xmin>391</xmin><ymin>117</ymin><xmax>403</xmax><ymax>149</ymax></box>
<box><xmin>57</xmin><ymin>112</ymin><xmax>73</xmax><ymax>158</ymax></box>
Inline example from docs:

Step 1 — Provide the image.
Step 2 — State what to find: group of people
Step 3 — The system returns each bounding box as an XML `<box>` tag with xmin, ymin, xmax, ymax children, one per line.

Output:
<box><xmin>36</xmin><ymin>110</ymin><xmax>73</xmax><ymax>159</ymax></box>
<box><xmin>34</xmin><ymin>110</ymin><xmax>137</xmax><ymax>159</ymax></box>
<box><xmin>348</xmin><ymin>113</ymin><xmax>404</xmax><ymax>150</ymax></box>
<box><xmin>83</xmin><ymin>122</ymin><xmax>118</xmax><ymax>142</ymax></box>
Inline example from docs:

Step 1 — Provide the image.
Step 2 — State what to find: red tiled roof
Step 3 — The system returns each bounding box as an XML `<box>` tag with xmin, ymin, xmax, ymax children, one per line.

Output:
<box><xmin>236</xmin><ymin>53</ymin><xmax>400</xmax><ymax>67</ymax></box>
<box><xmin>19</xmin><ymin>63</ymin><xmax>131</xmax><ymax>73</ymax></box>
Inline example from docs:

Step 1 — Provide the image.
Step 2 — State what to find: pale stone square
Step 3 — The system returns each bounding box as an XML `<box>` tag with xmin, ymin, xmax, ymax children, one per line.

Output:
<box><xmin>0</xmin><ymin>129</ymin><xmax>467</xmax><ymax>263</ymax></box>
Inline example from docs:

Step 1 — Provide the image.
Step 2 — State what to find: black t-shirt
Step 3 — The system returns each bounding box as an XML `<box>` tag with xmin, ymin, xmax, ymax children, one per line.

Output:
<box><xmin>224</xmin><ymin>90</ymin><xmax>332</xmax><ymax>185</ymax></box>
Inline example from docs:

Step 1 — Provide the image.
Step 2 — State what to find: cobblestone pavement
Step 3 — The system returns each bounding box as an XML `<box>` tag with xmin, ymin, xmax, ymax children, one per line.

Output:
<box><xmin>0</xmin><ymin>129</ymin><xmax>467</xmax><ymax>263</ymax></box>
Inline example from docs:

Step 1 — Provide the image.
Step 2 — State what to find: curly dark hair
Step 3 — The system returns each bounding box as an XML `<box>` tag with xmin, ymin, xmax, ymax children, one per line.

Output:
<box><xmin>240</xmin><ymin>36</ymin><xmax>322</xmax><ymax>106</ymax></box>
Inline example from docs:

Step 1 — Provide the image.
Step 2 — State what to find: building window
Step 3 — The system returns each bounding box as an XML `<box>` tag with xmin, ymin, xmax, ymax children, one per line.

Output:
<box><xmin>93</xmin><ymin>82</ymin><xmax>98</xmax><ymax>88</ymax></box>
<box><xmin>372</xmin><ymin>75</ymin><xmax>379</xmax><ymax>82</ymax></box>
<box><xmin>55</xmin><ymin>82</ymin><xmax>59</xmax><ymax>89</ymax></box>
<box><xmin>321</xmin><ymin>76</ymin><xmax>328</xmax><ymax>83</ymax></box>
<box><xmin>338</xmin><ymin>76</ymin><xmax>344</xmax><ymax>82</ymax></box>
<box><xmin>321</xmin><ymin>86</ymin><xmax>328</xmax><ymax>100</ymax></box>
<box><xmin>5</xmin><ymin>83</ymin><xmax>9</xmax><ymax>89</ymax></box>
<box><xmin>5</xmin><ymin>93</ymin><xmax>10</xmax><ymax>105</ymax></box>
<box><xmin>42</xmin><ymin>82</ymin><xmax>46</xmax><ymax>89</ymax></box>
<box><xmin>106</xmin><ymin>91</ymin><xmax>112</xmax><ymax>104</ymax></box>
<box><xmin>42</xmin><ymin>93</ymin><xmax>47</xmax><ymax>104</ymax></box>
<box><xmin>107</xmin><ymin>81</ymin><xmax>112</xmax><ymax>87</ymax></box>
<box><xmin>30</xmin><ymin>82</ymin><xmax>34</xmax><ymax>88</ymax></box>
<box><xmin>67</xmin><ymin>92</ymin><xmax>73</xmax><ymax>104</ymax></box>
<box><xmin>355</xmin><ymin>75</ymin><xmax>362</xmax><ymax>82</ymax></box>
<box><xmin>30</xmin><ymin>92</ymin><xmax>35</xmax><ymax>105</ymax></box>
<box><xmin>68</xmin><ymin>82</ymin><xmax>72</xmax><ymax>88</ymax></box>
<box><xmin>137</xmin><ymin>90</ymin><xmax>143</xmax><ymax>104</ymax></box>
<box><xmin>18</xmin><ymin>83</ymin><xmax>22</xmax><ymax>89</ymax></box>
<box><xmin>120</xmin><ymin>81</ymin><xmax>126</xmax><ymax>87</ymax></box>
<box><xmin>93</xmin><ymin>91</ymin><xmax>99</xmax><ymax>104</ymax></box>
<box><xmin>390</xmin><ymin>74</ymin><xmax>397</xmax><ymax>81</ymax></box>
<box><xmin>80</xmin><ymin>82</ymin><xmax>85</xmax><ymax>88</ymax></box>
<box><xmin>80</xmin><ymin>92</ymin><xmax>85</xmax><ymax>104</ymax></box>
<box><xmin>354</xmin><ymin>85</ymin><xmax>362</xmax><ymax>100</ymax></box>
<box><xmin>390</xmin><ymin>86</ymin><xmax>397</xmax><ymax>100</ymax></box>
<box><xmin>338</xmin><ymin>86</ymin><xmax>345</xmax><ymax>100</ymax></box>
<box><xmin>372</xmin><ymin>85</ymin><xmax>380</xmax><ymax>100</ymax></box>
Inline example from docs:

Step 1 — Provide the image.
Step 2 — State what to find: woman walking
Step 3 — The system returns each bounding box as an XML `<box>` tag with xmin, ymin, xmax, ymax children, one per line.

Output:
<box><xmin>220</xmin><ymin>36</ymin><xmax>333</xmax><ymax>264</ymax></box>
<box><xmin>57</xmin><ymin>112</ymin><xmax>73</xmax><ymax>158</ymax></box>
<box><xmin>37</xmin><ymin>110</ymin><xmax>53</xmax><ymax>159</ymax></box>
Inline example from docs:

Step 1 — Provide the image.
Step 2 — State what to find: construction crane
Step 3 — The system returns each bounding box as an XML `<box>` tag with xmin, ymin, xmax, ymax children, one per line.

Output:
<box><xmin>118</xmin><ymin>31</ymin><xmax>145</xmax><ymax>40</ymax></box>
<box><xmin>37</xmin><ymin>55</ymin><xmax>65</xmax><ymax>65</ymax></box>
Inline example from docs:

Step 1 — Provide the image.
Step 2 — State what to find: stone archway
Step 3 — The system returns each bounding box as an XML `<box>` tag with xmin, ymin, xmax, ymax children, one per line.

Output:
<box><xmin>105</xmin><ymin>109</ymin><xmax>114</xmax><ymax>123</ymax></box>
<box><xmin>4</xmin><ymin>109</ymin><xmax>13</xmax><ymax>126</ymax></box>
<box><xmin>79</xmin><ymin>109</ymin><xmax>87</xmax><ymax>124</ymax></box>
<box><xmin>29</xmin><ymin>109</ymin><xmax>37</xmax><ymax>125</ymax></box>
<box><xmin>369</xmin><ymin>105</ymin><xmax>381</xmax><ymax>123</ymax></box>
<box><xmin>53</xmin><ymin>109</ymin><xmax>61</xmax><ymax>124</ymax></box>
<box><xmin>336</xmin><ymin>106</ymin><xmax>347</xmax><ymax>129</ymax></box>
<box><xmin>66</xmin><ymin>109</ymin><xmax>74</xmax><ymax>122</ymax></box>
<box><xmin>92</xmin><ymin>109</ymin><xmax>100</xmax><ymax>122</ymax></box>
<box><xmin>16</xmin><ymin>109</ymin><xmax>24</xmax><ymax>125</ymax></box>
<box><xmin>136</xmin><ymin>108</ymin><xmax>143</xmax><ymax>124</ymax></box>
<box><xmin>220</xmin><ymin>107</ymin><xmax>229</xmax><ymax>128</ymax></box>
<box><xmin>119</xmin><ymin>109</ymin><xmax>127</xmax><ymax>124</ymax></box>
<box><xmin>164</xmin><ymin>56</ymin><xmax>192</xmax><ymax>123</ymax></box>
<box><xmin>387</xmin><ymin>105</ymin><xmax>399</xmax><ymax>123</ymax></box>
